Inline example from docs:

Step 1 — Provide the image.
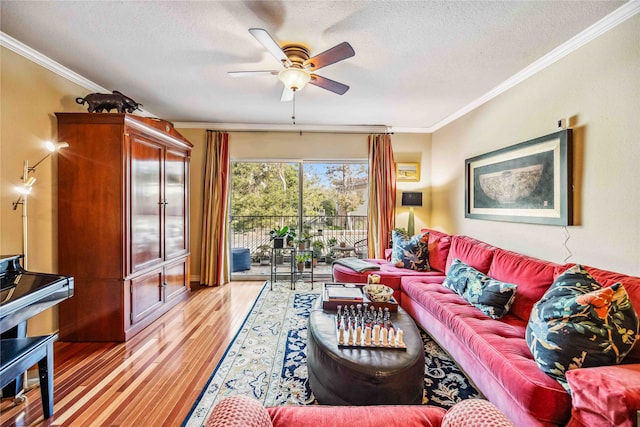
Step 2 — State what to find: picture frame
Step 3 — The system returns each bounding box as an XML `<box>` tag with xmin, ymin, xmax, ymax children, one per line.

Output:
<box><xmin>465</xmin><ymin>129</ymin><xmax>573</xmax><ymax>225</ymax></box>
<box><xmin>396</xmin><ymin>162</ymin><xmax>420</xmax><ymax>181</ymax></box>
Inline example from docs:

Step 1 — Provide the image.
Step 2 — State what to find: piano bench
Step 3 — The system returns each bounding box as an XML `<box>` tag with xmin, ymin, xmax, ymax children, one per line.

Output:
<box><xmin>0</xmin><ymin>334</ymin><xmax>57</xmax><ymax>418</ymax></box>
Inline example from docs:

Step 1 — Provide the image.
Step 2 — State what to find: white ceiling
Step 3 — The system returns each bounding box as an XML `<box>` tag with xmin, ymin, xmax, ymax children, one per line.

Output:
<box><xmin>0</xmin><ymin>1</ymin><xmax>634</xmax><ymax>132</ymax></box>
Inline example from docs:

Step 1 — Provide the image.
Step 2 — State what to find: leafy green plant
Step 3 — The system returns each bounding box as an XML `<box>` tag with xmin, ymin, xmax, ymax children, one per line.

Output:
<box><xmin>393</xmin><ymin>227</ymin><xmax>408</xmax><ymax>237</ymax></box>
<box><xmin>311</xmin><ymin>240</ymin><xmax>325</xmax><ymax>258</ymax></box>
<box><xmin>269</xmin><ymin>226</ymin><xmax>296</xmax><ymax>242</ymax></box>
<box><xmin>295</xmin><ymin>253</ymin><xmax>311</xmax><ymax>263</ymax></box>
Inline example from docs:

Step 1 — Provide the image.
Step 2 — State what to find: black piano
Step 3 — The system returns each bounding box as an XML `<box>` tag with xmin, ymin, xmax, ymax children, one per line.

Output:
<box><xmin>0</xmin><ymin>254</ymin><xmax>73</xmax><ymax>398</ymax></box>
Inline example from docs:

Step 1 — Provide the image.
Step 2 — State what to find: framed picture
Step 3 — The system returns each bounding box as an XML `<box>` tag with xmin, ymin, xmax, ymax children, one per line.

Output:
<box><xmin>396</xmin><ymin>162</ymin><xmax>420</xmax><ymax>181</ymax></box>
<box><xmin>465</xmin><ymin>129</ymin><xmax>573</xmax><ymax>225</ymax></box>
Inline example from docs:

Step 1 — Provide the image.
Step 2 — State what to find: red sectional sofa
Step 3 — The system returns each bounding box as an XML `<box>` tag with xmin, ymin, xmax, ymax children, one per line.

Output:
<box><xmin>333</xmin><ymin>228</ymin><xmax>640</xmax><ymax>427</ymax></box>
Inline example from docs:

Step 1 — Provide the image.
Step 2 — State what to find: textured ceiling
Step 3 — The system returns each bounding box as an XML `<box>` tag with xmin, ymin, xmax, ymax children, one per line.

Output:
<box><xmin>0</xmin><ymin>1</ymin><xmax>629</xmax><ymax>131</ymax></box>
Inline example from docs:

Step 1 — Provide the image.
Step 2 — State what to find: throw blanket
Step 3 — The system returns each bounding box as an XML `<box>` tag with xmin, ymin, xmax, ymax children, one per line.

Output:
<box><xmin>333</xmin><ymin>257</ymin><xmax>381</xmax><ymax>273</ymax></box>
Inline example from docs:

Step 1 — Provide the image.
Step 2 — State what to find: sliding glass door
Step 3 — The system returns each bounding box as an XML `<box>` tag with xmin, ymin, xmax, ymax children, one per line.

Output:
<box><xmin>230</xmin><ymin>161</ymin><xmax>367</xmax><ymax>280</ymax></box>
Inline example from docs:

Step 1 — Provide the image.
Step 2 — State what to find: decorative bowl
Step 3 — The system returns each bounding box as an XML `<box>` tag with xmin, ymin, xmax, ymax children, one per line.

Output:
<box><xmin>363</xmin><ymin>284</ymin><xmax>394</xmax><ymax>302</ymax></box>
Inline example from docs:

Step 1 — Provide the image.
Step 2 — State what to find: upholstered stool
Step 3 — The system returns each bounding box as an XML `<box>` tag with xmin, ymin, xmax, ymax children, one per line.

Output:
<box><xmin>231</xmin><ymin>248</ymin><xmax>251</xmax><ymax>272</ymax></box>
<box><xmin>332</xmin><ymin>260</ymin><xmax>447</xmax><ymax>305</ymax></box>
<box><xmin>442</xmin><ymin>399</ymin><xmax>515</xmax><ymax>426</ymax></box>
<box><xmin>205</xmin><ymin>395</ymin><xmax>272</xmax><ymax>427</ymax></box>
<box><xmin>0</xmin><ymin>334</ymin><xmax>57</xmax><ymax>419</ymax></box>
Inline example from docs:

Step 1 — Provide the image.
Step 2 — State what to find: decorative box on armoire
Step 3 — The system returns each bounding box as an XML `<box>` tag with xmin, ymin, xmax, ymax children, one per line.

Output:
<box><xmin>56</xmin><ymin>113</ymin><xmax>192</xmax><ymax>341</ymax></box>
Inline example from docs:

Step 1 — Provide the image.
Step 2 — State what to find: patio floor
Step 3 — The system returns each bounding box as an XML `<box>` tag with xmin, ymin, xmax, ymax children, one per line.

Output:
<box><xmin>231</xmin><ymin>260</ymin><xmax>335</xmax><ymax>281</ymax></box>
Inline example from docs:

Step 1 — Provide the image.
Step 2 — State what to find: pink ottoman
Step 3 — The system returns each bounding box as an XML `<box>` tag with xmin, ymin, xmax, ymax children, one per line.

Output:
<box><xmin>332</xmin><ymin>229</ymin><xmax>452</xmax><ymax>306</ymax></box>
<box><xmin>332</xmin><ymin>260</ymin><xmax>447</xmax><ymax>305</ymax></box>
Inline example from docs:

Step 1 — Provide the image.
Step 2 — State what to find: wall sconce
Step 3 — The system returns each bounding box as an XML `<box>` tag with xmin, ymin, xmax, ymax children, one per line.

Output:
<box><xmin>11</xmin><ymin>141</ymin><xmax>69</xmax><ymax>269</ymax></box>
<box><xmin>401</xmin><ymin>191</ymin><xmax>423</xmax><ymax>236</ymax></box>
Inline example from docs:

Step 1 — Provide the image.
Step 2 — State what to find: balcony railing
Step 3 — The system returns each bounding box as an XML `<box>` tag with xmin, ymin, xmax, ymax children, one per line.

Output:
<box><xmin>230</xmin><ymin>215</ymin><xmax>368</xmax><ymax>262</ymax></box>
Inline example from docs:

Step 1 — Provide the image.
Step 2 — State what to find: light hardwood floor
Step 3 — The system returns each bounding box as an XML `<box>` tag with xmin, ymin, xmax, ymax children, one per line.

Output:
<box><xmin>0</xmin><ymin>281</ymin><xmax>265</xmax><ymax>427</ymax></box>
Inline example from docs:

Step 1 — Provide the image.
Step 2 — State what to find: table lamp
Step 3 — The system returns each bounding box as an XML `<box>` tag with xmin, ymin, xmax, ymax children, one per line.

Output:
<box><xmin>401</xmin><ymin>192</ymin><xmax>422</xmax><ymax>236</ymax></box>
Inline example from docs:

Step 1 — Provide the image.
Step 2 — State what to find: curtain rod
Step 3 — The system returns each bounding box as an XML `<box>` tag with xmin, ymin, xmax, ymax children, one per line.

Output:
<box><xmin>175</xmin><ymin>122</ymin><xmax>392</xmax><ymax>134</ymax></box>
<box><xmin>207</xmin><ymin>129</ymin><xmax>394</xmax><ymax>135</ymax></box>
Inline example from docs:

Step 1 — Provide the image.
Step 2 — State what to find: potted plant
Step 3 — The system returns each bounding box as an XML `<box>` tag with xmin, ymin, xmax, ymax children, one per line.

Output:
<box><xmin>311</xmin><ymin>240</ymin><xmax>324</xmax><ymax>267</ymax></box>
<box><xmin>327</xmin><ymin>237</ymin><xmax>338</xmax><ymax>248</ymax></box>
<box><xmin>287</xmin><ymin>228</ymin><xmax>297</xmax><ymax>246</ymax></box>
<box><xmin>295</xmin><ymin>238</ymin><xmax>307</xmax><ymax>250</ymax></box>
<box><xmin>270</xmin><ymin>226</ymin><xmax>295</xmax><ymax>248</ymax></box>
<box><xmin>390</xmin><ymin>227</ymin><xmax>408</xmax><ymax>248</ymax></box>
<box><xmin>256</xmin><ymin>244</ymin><xmax>271</xmax><ymax>266</ymax></box>
<box><xmin>301</xmin><ymin>231</ymin><xmax>312</xmax><ymax>249</ymax></box>
<box><xmin>295</xmin><ymin>253</ymin><xmax>310</xmax><ymax>271</ymax></box>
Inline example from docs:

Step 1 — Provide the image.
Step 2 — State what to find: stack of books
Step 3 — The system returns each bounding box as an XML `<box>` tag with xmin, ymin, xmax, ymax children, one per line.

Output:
<box><xmin>325</xmin><ymin>284</ymin><xmax>363</xmax><ymax>301</ymax></box>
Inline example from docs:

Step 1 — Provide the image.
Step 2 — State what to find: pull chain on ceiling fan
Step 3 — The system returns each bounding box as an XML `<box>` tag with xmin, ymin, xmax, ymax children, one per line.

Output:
<box><xmin>229</xmin><ymin>28</ymin><xmax>355</xmax><ymax>106</ymax></box>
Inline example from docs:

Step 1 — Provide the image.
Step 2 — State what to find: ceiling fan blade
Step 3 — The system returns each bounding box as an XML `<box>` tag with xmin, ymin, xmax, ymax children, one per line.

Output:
<box><xmin>228</xmin><ymin>70</ymin><xmax>279</xmax><ymax>77</ymax></box>
<box><xmin>281</xmin><ymin>87</ymin><xmax>294</xmax><ymax>102</ymax></box>
<box><xmin>304</xmin><ymin>42</ymin><xmax>355</xmax><ymax>71</ymax></box>
<box><xmin>309</xmin><ymin>74</ymin><xmax>350</xmax><ymax>95</ymax></box>
<box><xmin>248</xmin><ymin>28</ymin><xmax>291</xmax><ymax>67</ymax></box>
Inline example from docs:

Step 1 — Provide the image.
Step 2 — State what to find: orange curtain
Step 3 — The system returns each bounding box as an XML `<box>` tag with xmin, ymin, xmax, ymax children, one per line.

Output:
<box><xmin>200</xmin><ymin>130</ymin><xmax>230</xmax><ymax>286</ymax></box>
<box><xmin>367</xmin><ymin>134</ymin><xmax>396</xmax><ymax>259</ymax></box>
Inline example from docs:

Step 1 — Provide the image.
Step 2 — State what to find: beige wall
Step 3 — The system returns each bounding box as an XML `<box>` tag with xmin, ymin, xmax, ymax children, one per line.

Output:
<box><xmin>0</xmin><ymin>47</ymin><xmax>86</xmax><ymax>334</ymax></box>
<box><xmin>176</xmin><ymin>129</ymin><xmax>430</xmax><ymax>278</ymax></box>
<box><xmin>393</xmin><ymin>133</ymin><xmax>432</xmax><ymax>234</ymax></box>
<box><xmin>430</xmin><ymin>15</ymin><xmax>640</xmax><ymax>276</ymax></box>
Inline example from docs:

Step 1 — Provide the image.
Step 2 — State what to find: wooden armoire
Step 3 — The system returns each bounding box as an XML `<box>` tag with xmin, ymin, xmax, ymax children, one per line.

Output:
<box><xmin>56</xmin><ymin>113</ymin><xmax>192</xmax><ymax>341</ymax></box>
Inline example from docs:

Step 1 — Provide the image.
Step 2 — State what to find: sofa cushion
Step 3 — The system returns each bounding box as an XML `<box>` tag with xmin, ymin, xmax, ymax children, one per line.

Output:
<box><xmin>580</xmin><ymin>265</ymin><xmax>640</xmax><ymax>362</ymax></box>
<box><xmin>526</xmin><ymin>264</ymin><xmax>639</xmax><ymax>390</ymax></box>
<box><xmin>442</xmin><ymin>258</ymin><xmax>470</xmax><ymax>295</ymax></box>
<box><xmin>267</xmin><ymin>404</ymin><xmax>445</xmax><ymax>427</ymax></box>
<box><xmin>443</xmin><ymin>259</ymin><xmax>517</xmax><ymax>319</ymax></box>
<box><xmin>488</xmin><ymin>249</ymin><xmax>561</xmax><ymax>321</ymax></box>
<box><xmin>565</xmin><ymin>364</ymin><xmax>640</xmax><ymax>427</ymax></box>
<box><xmin>421</xmin><ymin>228</ymin><xmax>452</xmax><ymax>273</ymax></box>
<box><xmin>445</xmin><ymin>235</ymin><xmax>496</xmax><ymax>274</ymax></box>
<box><xmin>390</xmin><ymin>230</ymin><xmax>430</xmax><ymax>271</ymax></box>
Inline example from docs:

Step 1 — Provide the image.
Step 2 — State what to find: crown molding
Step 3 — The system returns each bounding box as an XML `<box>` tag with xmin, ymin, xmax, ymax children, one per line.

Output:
<box><xmin>0</xmin><ymin>31</ymin><xmax>157</xmax><ymax>118</ymax></box>
<box><xmin>429</xmin><ymin>0</ymin><xmax>640</xmax><ymax>132</ymax></box>
<box><xmin>1</xmin><ymin>32</ymin><xmax>107</xmax><ymax>93</ymax></box>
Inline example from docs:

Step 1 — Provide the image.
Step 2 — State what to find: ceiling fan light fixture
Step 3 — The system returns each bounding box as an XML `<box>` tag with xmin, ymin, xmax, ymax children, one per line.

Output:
<box><xmin>278</xmin><ymin>67</ymin><xmax>311</xmax><ymax>91</ymax></box>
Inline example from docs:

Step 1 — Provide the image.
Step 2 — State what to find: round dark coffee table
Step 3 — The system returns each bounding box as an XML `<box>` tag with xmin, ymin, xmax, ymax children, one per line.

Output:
<box><xmin>307</xmin><ymin>300</ymin><xmax>424</xmax><ymax>405</ymax></box>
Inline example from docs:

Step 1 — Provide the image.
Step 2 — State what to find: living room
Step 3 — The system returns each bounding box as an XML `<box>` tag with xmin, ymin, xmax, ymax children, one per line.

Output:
<box><xmin>1</xmin><ymin>2</ymin><xmax>639</xmax><ymax>426</ymax></box>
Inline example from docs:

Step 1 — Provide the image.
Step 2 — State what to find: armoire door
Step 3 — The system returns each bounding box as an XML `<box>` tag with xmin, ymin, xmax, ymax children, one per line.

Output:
<box><xmin>130</xmin><ymin>269</ymin><xmax>164</xmax><ymax>325</ymax></box>
<box><xmin>164</xmin><ymin>149</ymin><xmax>189</xmax><ymax>260</ymax></box>
<box><xmin>164</xmin><ymin>259</ymin><xmax>188</xmax><ymax>303</ymax></box>
<box><xmin>130</xmin><ymin>133</ymin><xmax>164</xmax><ymax>273</ymax></box>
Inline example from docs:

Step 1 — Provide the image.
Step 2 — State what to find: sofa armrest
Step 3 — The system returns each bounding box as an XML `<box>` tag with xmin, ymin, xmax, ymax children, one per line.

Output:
<box><xmin>268</xmin><ymin>405</ymin><xmax>445</xmax><ymax>427</ymax></box>
<box><xmin>566</xmin><ymin>364</ymin><xmax>640</xmax><ymax>427</ymax></box>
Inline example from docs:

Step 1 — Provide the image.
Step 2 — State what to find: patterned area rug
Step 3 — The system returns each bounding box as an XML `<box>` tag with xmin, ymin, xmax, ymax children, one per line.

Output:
<box><xmin>183</xmin><ymin>281</ymin><xmax>481</xmax><ymax>426</ymax></box>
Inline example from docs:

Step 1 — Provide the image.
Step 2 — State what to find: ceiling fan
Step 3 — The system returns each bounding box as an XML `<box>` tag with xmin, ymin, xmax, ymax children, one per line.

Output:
<box><xmin>229</xmin><ymin>28</ymin><xmax>355</xmax><ymax>102</ymax></box>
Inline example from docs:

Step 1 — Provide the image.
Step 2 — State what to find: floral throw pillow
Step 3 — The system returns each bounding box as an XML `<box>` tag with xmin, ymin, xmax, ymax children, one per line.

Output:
<box><xmin>526</xmin><ymin>264</ymin><xmax>639</xmax><ymax>391</ymax></box>
<box><xmin>390</xmin><ymin>230</ymin><xmax>430</xmax><ymax>271</ymax></box>
<box><xmin>443</xmin><ymin>258</ymin><xmax>518</xmax><ymax>319</ymax></box>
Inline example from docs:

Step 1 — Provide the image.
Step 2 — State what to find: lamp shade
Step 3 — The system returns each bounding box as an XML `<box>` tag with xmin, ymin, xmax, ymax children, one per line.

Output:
<box><xmin>401</xmin><ymin>192</ymin><xmax>422</xmax><ymax>207</ymax></box>
<box><xmin>278</xmin><ymin>67</ymin><xmax>311</xmax><ymax>91</ymax></box>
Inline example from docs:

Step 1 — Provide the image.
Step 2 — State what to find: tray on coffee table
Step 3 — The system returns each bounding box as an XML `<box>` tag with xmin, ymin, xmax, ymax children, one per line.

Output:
<box><xmin>322</xmin><ymin>282</ymin><xmax>398</xmax><ymax>312</ymax></box>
